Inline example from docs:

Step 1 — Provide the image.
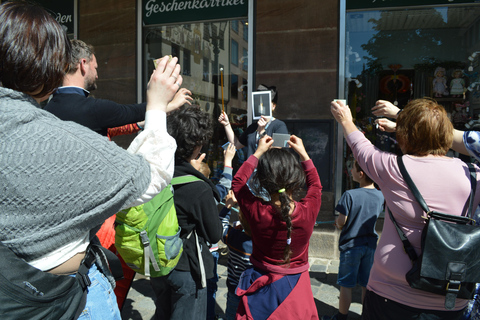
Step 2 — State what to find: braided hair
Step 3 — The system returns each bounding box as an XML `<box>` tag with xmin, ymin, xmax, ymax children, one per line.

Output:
<box><xmin>251</xmin><ymin>148</ymin><xmax>305</xmax><ymax>264</ymax></box>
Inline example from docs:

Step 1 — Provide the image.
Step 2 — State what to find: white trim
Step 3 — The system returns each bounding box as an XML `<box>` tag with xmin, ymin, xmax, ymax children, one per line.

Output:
<box><xmin>335</xmin><ymin>0</ymin><xmax>347</xmax><ymax>207</ymax></box>
<box><xmin>247</xmin><ymin>0</ymin><xmax>254</xmax><ymax>126</ymax></box>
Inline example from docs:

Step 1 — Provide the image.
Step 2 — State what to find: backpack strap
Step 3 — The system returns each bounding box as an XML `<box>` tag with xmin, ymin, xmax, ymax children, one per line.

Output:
<box><xmin>172</xmin><ymin>174</ymin><xmax>206</xmax><ymax>287</ymax></box>
<box><xmin>186</xmin><ymin>230</ymin><xmax>207</xmax><ymax>288</ymax></box>
<box><xmin>171</xmin><ymin>175</ymin><xmax>202</xmax><ymax>186</ymax></box>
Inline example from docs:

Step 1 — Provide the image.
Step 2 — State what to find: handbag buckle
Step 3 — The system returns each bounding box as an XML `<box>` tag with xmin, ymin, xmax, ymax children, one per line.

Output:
<box><xmin>446</xmin><ymin>281</ymin><xmax>461</xmax><ymax>292</ymax></box>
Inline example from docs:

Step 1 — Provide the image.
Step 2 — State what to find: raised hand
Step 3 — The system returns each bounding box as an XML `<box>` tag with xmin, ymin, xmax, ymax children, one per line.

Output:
<box><xmin>218</xmin><ymin>112</ymin><xmax>230</xmax><ymax>127</ymax></box>
<box><xmin>167</xmin><ymin>88</ymin><xmax>193</xmax><ymax>113</ymax></box>
<box><xmin>287</xmin><ymin>135</ymin><xmax>310</xmax><ymax>161</ymax></box>
<box><xmin>375</xmin><ymin>118</ymin><xmax>397</xmax><ymax>132</ymax></box>
<box><xmin>147</xmin><ymin>55</ymin><xmax>182</xmax><ymax>113</ymax></box>
<box><xmin>223</xmin><ymin>143</ymin><xmax>236</xmax><ymax>167</ymax></box>
<box><xmin>371</xmin><ymin>100</ymin><xmax>400</xmax><ymax>118</ymax></box>
<box><xmin>253</xmin><ymin>135</ymin><xmax>274</xmax><ymax>159</ymax></box>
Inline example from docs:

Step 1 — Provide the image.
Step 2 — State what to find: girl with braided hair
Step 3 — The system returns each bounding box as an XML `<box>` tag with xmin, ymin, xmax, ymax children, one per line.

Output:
<box><xmin>232</xmin><ymin>134</ymin><xmax>322</xmax><ymax>319</ymax></box>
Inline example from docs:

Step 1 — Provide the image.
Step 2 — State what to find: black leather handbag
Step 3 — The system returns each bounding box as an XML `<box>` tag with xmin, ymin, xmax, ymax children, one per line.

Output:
<box><xmin>389</xmin><ymin>156</ymin><xmax>480</xmax><ymax>310</ymax></box>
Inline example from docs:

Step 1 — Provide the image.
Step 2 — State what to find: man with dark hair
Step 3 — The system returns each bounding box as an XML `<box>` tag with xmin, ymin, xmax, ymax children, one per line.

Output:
<box><xmin>150</xmin><ymin>106</ymin><xmax>223</xmax><ymax>320</ymax></box>
<box><xmin>45</xmin><ymin>39</ymin><xmax>146</xmax><ymax>136</ymax></box>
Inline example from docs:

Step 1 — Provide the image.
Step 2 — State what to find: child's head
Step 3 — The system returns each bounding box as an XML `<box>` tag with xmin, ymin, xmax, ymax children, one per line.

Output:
<box><xmin>198</xmin><ymin>162</ymin><xmax>211</xmax><ymax>178</ymax></box>
<box><xmin>257</xmin><ymin>84</ymin><xmax>278</xmax><ymax>108</ymax></box>
<box><xmin>252</xmin><ymin>148</ymin><xmax>305</xmax><ymax>264</ymax></box>
<box><xmin>352</xmin><ymin>160</ymin><xmax>374</xmax><ymax>184</ymax></box>
<box><xmin>167</xmin><ymin>106</ymin><xmax>213</xmax><ymax>163</ymax></box>
<box><xmin>252</xmin><ymin>148</ymin><xmax>305</xmax><ymax>196</ymax></box>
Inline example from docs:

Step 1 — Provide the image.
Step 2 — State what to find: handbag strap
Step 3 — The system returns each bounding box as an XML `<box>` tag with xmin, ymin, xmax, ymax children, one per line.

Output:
<box><xmin>389</xmin><ymin>156</ymin><xmax>477</xmax><ymax>263</ymax></box>
<box><xmin>388</xmin><ymin>208</ymin><xmax>418</xmax><ymax>262</ymax></box>
<box><xmin>397</xmin><ymin>156</ymin><xmax>476</xmax><ymax>219</ymax></box>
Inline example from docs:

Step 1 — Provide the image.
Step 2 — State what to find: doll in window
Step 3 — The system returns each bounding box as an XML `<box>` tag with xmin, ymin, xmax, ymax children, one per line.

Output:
<box><xmin>450</xmin><ymin>69</ymin><xmax>466</xmax><ymax>98</ymax></box>
<box><xmin>433</xmin><ymin>67</ymin><xmax>448</xmax><ymax>97</ymax></box>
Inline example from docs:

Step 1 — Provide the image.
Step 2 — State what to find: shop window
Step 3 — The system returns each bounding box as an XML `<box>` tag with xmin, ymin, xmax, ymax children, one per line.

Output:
<box><xmin>231</xmin><ymin>40</ymin><xmax>238</xmax><ymax>66</ymax></box>
<box><xmin>171</xmin><ymin>44</ymin><xmax>180</xmax><ymax>60</ymax></box>
<box><xmin>203</xmin><ymin>57</ymin><xmax>210</xmax><ymax>82</ymax></box>
<box><xmin>183</xmin><ymin>49</ymin><xmax>191</xmax><ymax>76</ymax></box>
<box><xmin>232</xmin><ymin>20</ymin><xmax>238</xmax><ymax>33</ymax></box>
<box><xmin>242</xmin><ymin>78</ymin><xmax>248</xmax><ymax>101</ymax></box>
<box><xmin>243</xmin><ymin>21</ymin><xmax>248</xmax><ymax>41</ymax></box>
<box><xmin>143</xmin><ymin>19</ymin><xmax>249</xmax><ymax>181</ymax></box>
<box><xmin>231</xmin><ymin>74</ymin><xmax>238</xmax><ymax>100</ymax></box>
<box><xmin>342</xmin><ymin>3</ymin><xmax>480</xmax><ymax>190</ymax></box>
<box><xmin>242</xmin><ymin>48</ymin><xmax>248</xmax><ymax>71</ymax></box>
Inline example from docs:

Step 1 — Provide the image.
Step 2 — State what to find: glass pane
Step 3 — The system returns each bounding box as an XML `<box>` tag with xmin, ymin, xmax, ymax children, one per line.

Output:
<box><xmin>143</xmin><ymin>20</ymin><xmax>249</xmax><ymax>179</ymax></box>
<box><xmin>344</xmin><ymin>4</ymin><xmax>480</xmax><ymax>188</ymax></box>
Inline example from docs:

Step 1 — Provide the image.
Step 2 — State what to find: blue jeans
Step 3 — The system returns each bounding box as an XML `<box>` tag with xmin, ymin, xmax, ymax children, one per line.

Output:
<box><xmin>337</xmin><ymin>245</ymin><xmax>375</xmax><ymax>288</ymax></box>
<box><xmin>207</xmin><ymin>250</ymin><xmax>219</xmax><ymax>320</ymax></box>
<box><xmin>150</xmin><ymin>269</ymin><xmax>207</xmax><ymax>320</ymax></box>
<box><xmin>225</xmin><ymin>290</ymin><xmax>241</xmax><ymax>320</ymax></box>
<box><xmin>74</xmin><ymin>263</ymin><xmax>121</xmax><ymax>320</ymax></box>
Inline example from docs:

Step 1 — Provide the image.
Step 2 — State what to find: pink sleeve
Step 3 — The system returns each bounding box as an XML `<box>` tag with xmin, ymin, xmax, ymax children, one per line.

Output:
<box><xmin>346</xmin><ymin>130</ymin><xmax>398</xmax><ymax>189</ymax></box>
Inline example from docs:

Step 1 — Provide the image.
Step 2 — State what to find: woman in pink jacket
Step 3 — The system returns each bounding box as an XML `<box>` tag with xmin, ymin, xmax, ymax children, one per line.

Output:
<box><xmin>331</xmin><ymin>98</ymin><xmax>480</xmax><ymax>319</ymax></box>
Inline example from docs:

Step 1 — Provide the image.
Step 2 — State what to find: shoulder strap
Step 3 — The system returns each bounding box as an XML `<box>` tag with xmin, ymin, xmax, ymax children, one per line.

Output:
<box><xmin>391</xmin><ymin>156</ymin><xmax>477</xmax><ymax>263</ymax></box>
<box><xmin>171</xmin><ymin>175</ymin><xmax>202</xmax><ymax>186</ymax></box>
<box><xmin>388</xmin><ymin>208</ymin><xmax>418</xmax><ymax>262</ymax></box>
<box><xmin>397</xmin><ymin>156</ymin><xmax>476</xmax><ymax>218</ymax></box>
<box><xmin>466</xmin><ymin>163</ymin><xmax>477</xmax><ymax>219</ymax></box>
<box><xmin>397</xmin><ymin>156</ymin><xmax>430</xmax><ymax>213</ymax></box>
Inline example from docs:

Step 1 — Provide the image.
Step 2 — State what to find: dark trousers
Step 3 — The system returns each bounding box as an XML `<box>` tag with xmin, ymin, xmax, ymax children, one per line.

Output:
<box><xmin>362</xmin><ymin>290</ymin><xmax>465</xmax><ymax>320</ymax></box>
<box><xmin>150</xmin><ymin>269</ymin><xmax>207</xmax><ymax>320</ymax></box>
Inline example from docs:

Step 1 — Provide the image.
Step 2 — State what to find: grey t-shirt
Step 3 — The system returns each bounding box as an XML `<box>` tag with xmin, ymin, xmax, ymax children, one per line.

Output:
<box><xmin>335</xmin><ymin>187</ymin><xmax>384</xmax><ymax>251</ymax></box>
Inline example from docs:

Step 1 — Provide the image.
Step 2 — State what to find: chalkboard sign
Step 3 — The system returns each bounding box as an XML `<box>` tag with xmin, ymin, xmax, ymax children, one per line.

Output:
<box><xmin>284</xmin><ymin>120</ymin><xmax>334</xmax><ymax>192</ymax></box>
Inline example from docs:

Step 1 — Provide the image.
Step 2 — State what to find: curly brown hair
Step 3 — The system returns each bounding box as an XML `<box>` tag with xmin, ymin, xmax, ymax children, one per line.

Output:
<box><xmin>396</xmin><ymin>98</ymin><xmax>453</xmax><ymax>156</ymax></box>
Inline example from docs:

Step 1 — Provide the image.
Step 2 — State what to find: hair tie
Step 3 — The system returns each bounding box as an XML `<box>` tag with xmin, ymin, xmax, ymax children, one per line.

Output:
<box><xmin>278</xmin><ymin>188</ymin><xmax>285</xmax><ymax>193</ymax></box>
<box><xmin>286</xmin><ymin>238</ymin><xmax>291</xmax><ymax>245</ymax></box>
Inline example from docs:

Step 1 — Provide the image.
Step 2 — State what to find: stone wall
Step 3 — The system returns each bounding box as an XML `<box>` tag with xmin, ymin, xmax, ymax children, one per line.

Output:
<box><xmin>79</xmin><ymin>0</ymin><xmax>138</xmax><ymax>149</ymax></box>
<box><xmin>255</xmin><ymin>0</ymin><xmax>339</xmax><ymax>214</ymax></box>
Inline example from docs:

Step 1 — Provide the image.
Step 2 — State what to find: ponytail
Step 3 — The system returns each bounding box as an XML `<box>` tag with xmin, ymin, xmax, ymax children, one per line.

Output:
<box><xmin>253</xmin><ymin>148</ymin><xmax>305</xmax><ymax>266</ymax></box>
<box><xmin>278</xmin><ymin>191</ymin><xmax>293</xmax><ymax>265</ymax></box>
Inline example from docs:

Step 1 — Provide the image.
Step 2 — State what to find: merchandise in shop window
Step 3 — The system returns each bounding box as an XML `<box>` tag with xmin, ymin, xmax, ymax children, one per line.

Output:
<box><xmin>433</xmin><ymin>66</ymin><xmax>449</xmax><ymax>97</ymax></box>
<box><xmin>450</xmin><ymin>69</ymin><xmax>466</xmax><ymax>98</ymax></box>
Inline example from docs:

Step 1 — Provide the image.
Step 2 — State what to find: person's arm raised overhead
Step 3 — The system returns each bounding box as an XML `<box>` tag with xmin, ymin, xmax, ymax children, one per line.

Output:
<box><xmin>218</xmin><ymin>111</ymin><xmax>245</xmax><ymax>150</ymax></box>
<box><xmin>124</xmin><ymin>56</ymin><xmax>183</xmax><ymax>208</ymax></box>
<box><xmin>331</xmin><ymin>100</ymin><xmax>359</xmax><ymax>136</ymax></box>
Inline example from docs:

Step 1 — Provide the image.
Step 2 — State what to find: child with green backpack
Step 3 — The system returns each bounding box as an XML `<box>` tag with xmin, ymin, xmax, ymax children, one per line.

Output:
<box><xmin>152</xmin><ymin>106</ymin><xmax>223</xmax><ymax>320</ymax></box>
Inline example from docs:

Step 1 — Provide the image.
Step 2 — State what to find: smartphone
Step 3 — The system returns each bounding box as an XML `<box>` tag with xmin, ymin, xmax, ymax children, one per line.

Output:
<box><xmin>222</xmin><ymin>142</ymin><xmax>231</xmax><ymax>150</ymax></box>
<box><xmin>272</xmin><ymin>133</ymin><xmax>291</xmax><ymax>148</ymax></box>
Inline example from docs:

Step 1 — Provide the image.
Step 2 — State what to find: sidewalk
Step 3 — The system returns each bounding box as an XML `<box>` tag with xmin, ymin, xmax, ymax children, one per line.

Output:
<box><xmin>120</xmin><ymin>250</ymin><xmax>363</xmax><ymax>320</ymax></box>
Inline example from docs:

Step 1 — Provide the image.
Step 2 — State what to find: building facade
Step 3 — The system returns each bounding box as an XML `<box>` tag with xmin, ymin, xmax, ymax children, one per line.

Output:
<box><xmin>17</xmin><ymin>0</ymin><xmax>480</xmax><ymax>257</ymax></box>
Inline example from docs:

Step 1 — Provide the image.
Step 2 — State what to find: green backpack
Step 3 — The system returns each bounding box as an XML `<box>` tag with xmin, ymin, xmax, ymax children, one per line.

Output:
<box><xmin>115</xmin><ymin>175</ymin><xmax>201</xmax><ymax>277</ymax></box>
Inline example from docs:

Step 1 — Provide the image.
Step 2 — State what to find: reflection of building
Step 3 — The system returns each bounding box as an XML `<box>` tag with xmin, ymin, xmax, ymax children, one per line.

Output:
<box><xmin>144</xmin><ymin>22</ymin><xmax>233</xmax><ymax>116</ymax></box>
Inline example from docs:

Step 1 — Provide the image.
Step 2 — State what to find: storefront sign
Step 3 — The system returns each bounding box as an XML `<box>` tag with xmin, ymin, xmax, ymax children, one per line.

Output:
<box><xmin>35</xmin><ymin>0</ymin><xmax>74</xmax><ymax>34</ymax></box>
<box><xmin>143</xmin><ymin>0</ymin><xmax>248</xmax><ymax>25</ymax></box>
<box><xmin>348</xmin><ymin>0</ymin><xmax>480</xmax><ymax>10</ymax></box>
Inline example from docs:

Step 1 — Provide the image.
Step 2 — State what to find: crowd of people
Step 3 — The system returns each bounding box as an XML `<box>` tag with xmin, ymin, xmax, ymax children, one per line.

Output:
<box><xmin>2</xmin><ymin>2</ymin><xmax>480</xmax><ymax>320</ymax></box>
